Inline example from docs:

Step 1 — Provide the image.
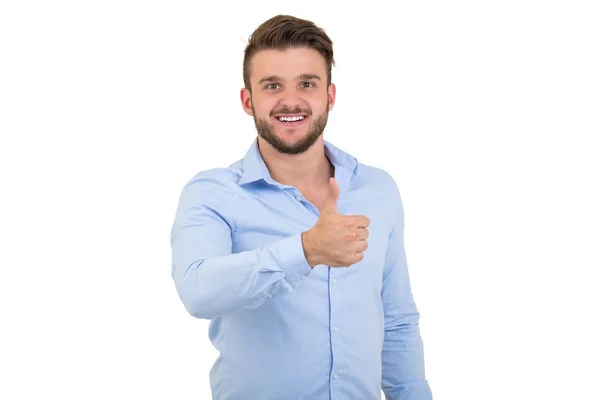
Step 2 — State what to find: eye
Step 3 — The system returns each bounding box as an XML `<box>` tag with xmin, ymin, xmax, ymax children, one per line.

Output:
<box><xmin>301</xmin><ymin>81</ymin><xmax>315</xmax><ymax>88</ymax></box>
<box><xmin>265</xmin><ymin>83</ymin><xmax>280</xmax><ymax>90</ymax></box>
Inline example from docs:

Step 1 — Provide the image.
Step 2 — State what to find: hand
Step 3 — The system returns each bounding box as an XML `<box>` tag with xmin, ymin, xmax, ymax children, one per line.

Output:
<box><xmin>301</xmin><ymin>177</ymin><xmax>370</xmax><ymax>268</ymax></box>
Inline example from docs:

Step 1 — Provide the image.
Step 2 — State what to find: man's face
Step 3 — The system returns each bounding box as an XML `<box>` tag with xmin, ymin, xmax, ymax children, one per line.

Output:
<box><xmin>241</xmin><ymin>47</ymin><xmax>336</xmax><ymax>155</ymax></box>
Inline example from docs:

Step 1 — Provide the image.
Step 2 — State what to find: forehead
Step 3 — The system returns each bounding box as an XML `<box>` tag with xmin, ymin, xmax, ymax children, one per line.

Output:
<box><xmin>250</xmin><ymin>47</ymin><xmax>327</xmax><ymax>81</ymax></box>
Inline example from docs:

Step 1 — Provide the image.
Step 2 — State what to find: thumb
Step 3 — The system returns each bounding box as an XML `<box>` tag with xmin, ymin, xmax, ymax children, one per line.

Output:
<box><xmin>322</xmin><ymin>177</ymin><xmax>340</xmax><ymax>214</ymax></box>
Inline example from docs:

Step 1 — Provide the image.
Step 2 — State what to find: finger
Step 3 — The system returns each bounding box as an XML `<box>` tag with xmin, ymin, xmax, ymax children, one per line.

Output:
<box><xmin>322</xmin><ymin>177</ymin><xmax>340</xmax><ymax>214</ymax></box>
<box><xmin>357</xmin><ymin>227</ymin><xmax>369</xmax><ymax>241</ymax></box>
<box><xmin>352</xmin><ymin>252</ymin><xmax>364</xmax><ymax>264</ymax></box>
<box><xmin>344</xmin><ymin>215</ymin><xmax>370</xmax><ymax>228</ymax></box>
<box><xmin>358</xmin><ymin>215</ymin><xmax>370</xmax><ymax>228</ymax></box>
<box><xmin>358</xmin><ymin>215</ymin><xmax>371</xmax><ymax>228</ymax></box>
<box><xmin>354</xmin><ymin>239</ymin><xmax>368</xmax><ymax>252</ymax></box>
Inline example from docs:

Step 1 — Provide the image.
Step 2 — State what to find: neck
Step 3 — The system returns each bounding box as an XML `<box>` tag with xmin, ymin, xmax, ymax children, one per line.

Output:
<box><xmin>257</xmin><ymin>136</ymin><xmax>334</xmax><ymax>188</ymax></box>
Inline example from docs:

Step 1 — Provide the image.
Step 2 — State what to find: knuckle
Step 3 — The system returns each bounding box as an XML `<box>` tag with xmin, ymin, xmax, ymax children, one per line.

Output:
<box><xmin>344</xmin><ymin>231</ymin><xmax>357</xmax><ymax>241</ymax></box>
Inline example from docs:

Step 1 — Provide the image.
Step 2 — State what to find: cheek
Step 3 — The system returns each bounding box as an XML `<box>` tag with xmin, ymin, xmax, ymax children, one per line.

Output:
<box><xmin>310</xmin><ymin>101</ymin><xmax>327</xmax><ymax>114</ymax></box>
<box><xmin>253</xmin><ymin>101</ymin><xmax>275</xmax><ymax>117</ymax></box>
<box><xmin>310</xmin><ymin>94</ymin><xmax>329</xmax><ymax>110</ymax></box>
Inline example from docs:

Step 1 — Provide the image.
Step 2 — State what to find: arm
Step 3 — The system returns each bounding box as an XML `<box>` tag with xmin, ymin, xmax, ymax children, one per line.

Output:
<box><xmin>381</xmin><ymin>180</ymin><xmax>432</xmax><ymax>400</ymax></box>
<box><xmin>170</xmin><ymin>172</ymin><xmax>312</xmax><ymax>320</ymax></box>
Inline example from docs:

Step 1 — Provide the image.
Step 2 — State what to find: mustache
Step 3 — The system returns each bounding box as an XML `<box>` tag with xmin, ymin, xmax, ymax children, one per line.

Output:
<box><xmin>270</xmin><ymin>107</ymin><xmax>312</xmax><ymax>116</ymax></box>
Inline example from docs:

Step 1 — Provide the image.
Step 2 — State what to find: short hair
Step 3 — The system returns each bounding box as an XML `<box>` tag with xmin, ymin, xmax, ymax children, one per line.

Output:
<box><xmin>243</xmin><ymin>15</ymin><xmax>335</xmax><ymax>92</ymax></box>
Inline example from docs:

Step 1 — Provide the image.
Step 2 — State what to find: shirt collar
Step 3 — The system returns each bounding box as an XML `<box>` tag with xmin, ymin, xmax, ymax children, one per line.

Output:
<box><xmin>238</xmin><ymin>137</ymin><xmax>358</xmax><ymax>187</ymax></box>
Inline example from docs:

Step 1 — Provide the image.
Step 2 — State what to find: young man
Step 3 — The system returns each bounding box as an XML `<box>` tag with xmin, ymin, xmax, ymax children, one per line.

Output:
<box><xmin>170</xmin><ymin>14</ymin><xmax>432</xmax><ymax>400</ymax></box>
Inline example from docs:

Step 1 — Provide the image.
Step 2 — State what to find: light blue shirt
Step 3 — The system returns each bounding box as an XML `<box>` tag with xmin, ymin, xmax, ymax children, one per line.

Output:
<box><xmin>170</xmin><ymin>138</ymin><xmax>432</xmax><ymax>400</ymax></box>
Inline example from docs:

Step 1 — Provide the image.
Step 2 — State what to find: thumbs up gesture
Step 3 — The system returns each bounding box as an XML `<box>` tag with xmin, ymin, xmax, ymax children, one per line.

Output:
<box><xmin>301</xmin><ymin>178</ymin><xmax>370</xmax><ymax>268</ymax></box>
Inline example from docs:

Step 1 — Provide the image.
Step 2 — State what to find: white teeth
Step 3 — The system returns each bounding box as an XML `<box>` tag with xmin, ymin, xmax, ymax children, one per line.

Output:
<box><xmin>278</xmin><ymin>116</ymin><xmax>305</xmax><ymax>122</ymax></box>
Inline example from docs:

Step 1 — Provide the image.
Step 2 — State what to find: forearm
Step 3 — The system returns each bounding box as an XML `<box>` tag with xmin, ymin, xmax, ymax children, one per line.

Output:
<box><xmin>380</xmin><ymin>175</ymin><xmax>432</xmax><ymax>399</ymax></box>
<box><xmin>381</xmin><ymin>317</ymin><xmax>432</xmax><ymax>400</ymax></box>
<box><xmin>380</xmin><ymin>268</ymin><xmax>432</xmax><ymax>400</ymax></box>
<box><xmin>174</xmin><ymin>232</ymin><xmax>312</xmax><ymax>319</ymax></box>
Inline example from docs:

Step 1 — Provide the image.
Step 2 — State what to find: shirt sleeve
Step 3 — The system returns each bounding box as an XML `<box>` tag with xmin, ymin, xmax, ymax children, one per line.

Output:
<box><xmin>381</xmin><ymin>178</ymin><xmax>433</xmax><ymax>400</ymax></box>
<box><xmin>170</xmin><ymin>172</ymin><xmax>313</xmax><ymax>320</ymax></box>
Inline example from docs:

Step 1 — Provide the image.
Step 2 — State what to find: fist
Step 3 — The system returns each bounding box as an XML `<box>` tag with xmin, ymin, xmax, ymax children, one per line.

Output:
<box><xmin>302</xmin><ymin>177</ymin><xmax>370</xmax><ymax>268</ymax></box>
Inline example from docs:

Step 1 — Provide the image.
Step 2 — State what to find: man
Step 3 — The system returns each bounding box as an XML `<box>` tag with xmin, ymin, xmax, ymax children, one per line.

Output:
<box><xmin>170</xmin><ymin>14</ymin><xmax>432</xmax><ymax>400</ymax></box>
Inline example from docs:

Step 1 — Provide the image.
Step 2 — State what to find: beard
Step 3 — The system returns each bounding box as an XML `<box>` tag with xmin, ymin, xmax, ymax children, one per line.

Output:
<box><xmin>253</xmin><ymin>105</ymin><xmax>329</xmax><ymax>155</ymax></box>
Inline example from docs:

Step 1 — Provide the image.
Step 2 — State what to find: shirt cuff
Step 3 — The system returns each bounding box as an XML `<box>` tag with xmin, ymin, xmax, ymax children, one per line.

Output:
<box><xmin>272</xmin><ymin>232</ymin><xmax>313</xmax><ymax>287</ymax></box>
<box><xmin>383</xmin><ymin>380</ymin><xmax>433</xmax><ymax>400</ymax></box>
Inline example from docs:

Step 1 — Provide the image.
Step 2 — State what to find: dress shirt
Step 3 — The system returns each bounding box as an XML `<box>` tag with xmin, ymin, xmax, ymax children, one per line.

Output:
<box><xmin>170</xmin><ymin>137</ymin><xmax>432</xmax><ymax>400</ymax></box>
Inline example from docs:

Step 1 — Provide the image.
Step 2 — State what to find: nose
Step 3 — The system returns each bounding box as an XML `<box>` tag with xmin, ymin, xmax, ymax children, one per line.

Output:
<box><xmin>277</xmin><ymin>86</ymin><xmax>304</xmax><ymax>110</ymax></box>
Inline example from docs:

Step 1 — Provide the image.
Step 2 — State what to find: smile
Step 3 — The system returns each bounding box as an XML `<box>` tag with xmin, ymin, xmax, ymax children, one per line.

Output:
<box><xmin>278</xmin><ymin>115</ymin><xmax>305</xmax><ymax>122</ymax></box>
<box><xmin>275</xmin><ymin>115</ymin><xmax>306</xmax><ymax>122</ymax></box>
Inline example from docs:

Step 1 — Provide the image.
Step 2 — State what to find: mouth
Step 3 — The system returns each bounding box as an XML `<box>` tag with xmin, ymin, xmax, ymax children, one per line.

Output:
<box><xmin>272</xmin><ymin>114</ymin><xmax>309</xmax><ymax>128</ymax></box>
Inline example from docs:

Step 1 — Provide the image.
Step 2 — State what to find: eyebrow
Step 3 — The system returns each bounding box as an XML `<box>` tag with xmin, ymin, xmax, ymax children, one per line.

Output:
<box><xmin>258</xmin><ymin>74</ymin><xmax>322</xmax><ymax>85</ymax></box>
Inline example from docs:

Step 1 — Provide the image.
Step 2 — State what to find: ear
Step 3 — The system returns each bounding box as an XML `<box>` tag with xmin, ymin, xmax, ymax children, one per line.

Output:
<box><xmin>240</xmin><ymin>88</ymin><xmax>253</xmax><ymax>116</ymax></box>
<box><xmin>327</xmin><ymin>83</ymin><xmax>336</xmax><ymax>111</ymax></box>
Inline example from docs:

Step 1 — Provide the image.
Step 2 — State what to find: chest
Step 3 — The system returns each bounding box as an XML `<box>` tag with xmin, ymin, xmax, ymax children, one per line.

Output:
<box><xmin>298</xmin><ymin>187</ymin><xmax>329</xmax><ymax>213</ymax></box>
<box><xmin>231</xmin><ymin>184</ymin><xmax>395</xmax><ymax>286</ymax></box>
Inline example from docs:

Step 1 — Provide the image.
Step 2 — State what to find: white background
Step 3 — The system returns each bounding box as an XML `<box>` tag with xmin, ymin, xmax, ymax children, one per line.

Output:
<box><xmin>1</xmin><ymin>1</ymin><xmax>599</xmax><ymax>399</ymax></box>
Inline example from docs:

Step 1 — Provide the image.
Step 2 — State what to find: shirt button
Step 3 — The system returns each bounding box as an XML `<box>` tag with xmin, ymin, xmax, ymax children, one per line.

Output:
<box><xmin>300</xmin><ymin>274</ymin><xmax>306</xmax><ymax>280</ymax></box>
<box><xmin>333</xmin><ymin>326</ymin><xmax>339</xmax><ymax>332</ymax></box>
<box><xmin>267</xmin><ymin>294</ymin><xmax>273</xmax><ymax>298</ymax></box>
<box><xmin>295</xmin><ymin>196</ymin><xmax>302</xmax><ymax>201</ymax></box>
<box><xmin>331</xmin><ymin>278</ymin><xmax>337</xmax><ymax>284</ymax></box>
<box><xmin>333</xmin><ymin>373</ymin><xmax>339</xmax><ymax>380</ymax></box>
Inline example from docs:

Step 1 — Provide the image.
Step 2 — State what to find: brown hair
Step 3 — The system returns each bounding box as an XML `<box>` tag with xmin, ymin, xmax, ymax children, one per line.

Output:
<box><xmin>243</xmin><ymin>15</ymin><xmax>335</xmax><ymax>92</ymax></box>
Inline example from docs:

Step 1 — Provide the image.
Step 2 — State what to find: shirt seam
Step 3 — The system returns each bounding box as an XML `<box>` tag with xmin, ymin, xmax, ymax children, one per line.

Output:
<box><xmin>231</xmin><ymin>189</ymin><xmax>240</xmax><ymax>236</ymax></box>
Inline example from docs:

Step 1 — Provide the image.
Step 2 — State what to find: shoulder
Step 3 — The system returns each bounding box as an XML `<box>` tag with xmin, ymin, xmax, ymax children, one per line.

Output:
<box><xmin>354</xmin><ymin>162</ymin><xmax>405</xmax><ymax>227</ymax></box>
<box><xmin>176</xmin><ymin>164</ymin><xmax>243</xmax><ymax>209</ymax></box>
<box><xmin>356</xmin><ymin>162</ymin><xmax>402</xmax><ymax>198</ymax></box>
